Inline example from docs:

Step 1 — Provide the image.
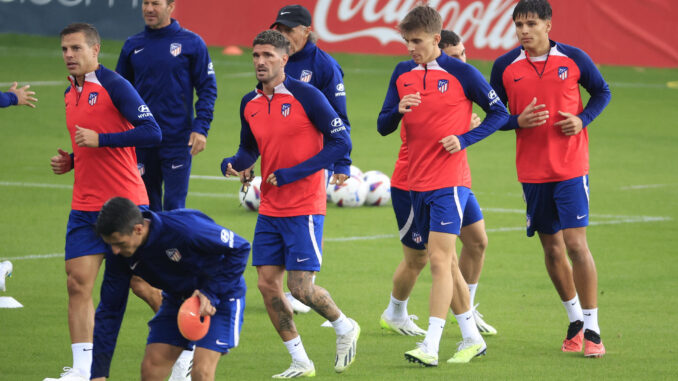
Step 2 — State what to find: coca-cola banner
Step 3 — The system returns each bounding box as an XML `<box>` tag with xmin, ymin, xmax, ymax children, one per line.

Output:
<box><xmin>174</xmin><ymin>0</ymin><xmax>678</xmax><ymax>68</ymax></box>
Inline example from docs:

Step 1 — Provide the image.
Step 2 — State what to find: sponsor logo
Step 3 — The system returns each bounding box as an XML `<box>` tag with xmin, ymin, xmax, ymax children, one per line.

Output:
<box><xmin>137</xmin><ymin>163</ymin><xmax>145</xmax><ymax>176</ymax></box>
<box><xmin>170</xmin><ymin>42</ymin><xmax>182</xmax><ymax>57</ymax></box>
<box><xmin>130</xmin><ymin>261</ymin><xmax>140</xmax><ymax>270</ymax></box>
<box><xmin>300</xmin><ymin>69</ymin><xmax>313</xmax><ymax>82</ymax></box>
<box><xmin>134</xmin><ymin>48</ymin><xmax>144</xmax><ymax>54</ymax></box>
<box><xmin>440</xmin><ymin>221</ymin><xmax>453</xmax><ymax>226</ymax></box>
<box><xmin>296</xmin><ymin>257</ymin><xmax>310</xmax><ymax>262</ymax></box>
<box><xmin>221</xmin><ymin>229</ymin><xmax>233</xmax><ymax>246</ymax></box>
<box><xmin>584</xmin><ymin>312</ymin><xmax>591</xmax><ymax>316</ymax></box>
<box><xmin>335</xmin><ymin>82</ymin><xmax>346</xmax><ymax>96</ymax></box>
<box><xmin>83</xmin><ymin>348</ymin><xmax>93</xmax><ymax>351</ymax></box>
<box><xmin>487</xmin><ymin>89</ymin><xmax>500</xmax><ymax>106</ymax></box>
<box><xmin>88</xmin><ymin>92</ymin><xmax>98</xmax><ymax>106</ymax></box>
<box><xmin>281</xmin><ymin>103</ymin><xmax>291</xmax><ymax>117</ymax></box>
<box><xmin>558</xmin><ymin>66</ymin><xmax>568</xmax><ymax>80</ymax></box>
<box><xmin>138</xmin><ymin>105</ymin><xmax>151</xmax><ymax>113</ymax></box>
<box><xmin>412</xmin><ymin>232</ymin><xmax>422</xmax><ymax>244</ymax></box>
<box><xmin>208</xmin><ymin>62</ymin><xmax>215</xmax><ymax>75</ymax></box>
<box><xmin>280</xmin><ymin>11</ymin><xmax>291</xmax><ymax>15</ymax></box>
<box><xmin>577</xmin><ymin>214</ymin><xmax>587</xmax><ymax>220</ymax></box>
<box><xmin>438</xmin><ymin>79</ymin><xmax>449</xmax><ymax>94</ymax></box>
<box><xmin>526</xmin><ymin>214</ymin><xmax>531</xmax><ymax>228</ymax></box>
<box><xmin>331</xmin><ymin>117</ymin><xmax>343</xmax><ymax>127</ymax></box>
<box><xmin>171</xmin><ymin>163</ymin><xmax>184</xmax><ymax>170</ymax></box>
<box><xmin>514</xmin><ymin>77</ymin><xmax>524</xmax><ymax>82</ymax></box>
<box><xmin>166</xmin><ymin>248</ymin><xmax>182</xmax><ymax>262</ymax></box>
<box><xmin>216</xmin><ymin>339</ymin><xmax>228</xmax><ymax>346</ymax></box>
<box><xmin>336</xmin><ymin>83</ymin><xmax>345</xmax><ymax>91</ymax></box>
<box><xmin>330</xmin><ymin>126</ymin><xmax>346</xmax><ymax>134</ymax></box>
<box><xmin>403</xmin><ymin>82</ymin><xmax>413</xmax><ymax>87</ymax></box>
<box><xmin>250</xmin><ymin>111</ymin><xmax>259</xmax><ymax>117</ymax></box>
<box><xmin>137</xmin><ymin>105</ymin><xmax>153</xmax><ymax>119</ymax></box>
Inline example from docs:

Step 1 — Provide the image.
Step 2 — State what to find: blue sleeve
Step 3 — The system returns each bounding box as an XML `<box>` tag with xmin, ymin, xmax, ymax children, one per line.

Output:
<box><xmin>377</xmin><ymin>65</ymin><xmax>405</xmax><ymax>136</ymax></box>
<box><xmin>97</xmin><ymin>70</ymin><xmax>162</xmax><ymax>148</ymax></box>
<box><xmin>319</xmin><ymin>61</ymin><xmax>352</xmax><ymax>175</ymax></box>
<box><xmin>91</xmin><ymin>252</ymin><xmax>133</xmax><ymax>379</ymax></box>
<box><xmin>490</xmin><ymin>53</ymin><xmax>521</xmax><ymax>131</ymax></box>
<box><xmin>456</xmin><ymin>64</ymin><xmax>509</xmax><ymax>149</ymax></box>
<box><xmin>564</xmin><ymin>45</ymin><xmax>611</xmax><ymax>127</ymax></box>
<box><xmin>274</xmin><ymin>83</ymin><xmax>351</xmax><ymax>186</ymax></box>
<box><xmin>0</xmin><ymin>91</ymin><xmax>18</xmax><ymax>107</ymax></box>
<box><xmin>221</xmin><ymin>93</ymin><xmax>260</xmax><ymax>175</ymax></box>
<box><xmin>190</xmin><ymin>36</ymin><xmax>217</xmax><ymax>136</ymax></box>
<box><xmin>183</xmin><ymin>212</ymin><xmax>250</xmax><ymax>307</ymax></box>
<box><xmin>115</xmin><ymin>40</ymin><xmax>134</xmax><ymax>84</ymax></box>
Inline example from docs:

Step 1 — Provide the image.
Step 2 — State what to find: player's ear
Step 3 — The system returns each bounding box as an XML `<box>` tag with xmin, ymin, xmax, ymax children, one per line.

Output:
<box><xmin>545</xmin><ymin>19</ymin><xmax>552</xmax><ymax>34</ymax></box>
<box><xmin>433</xmin><ymin>33</ymin><xmax>441</xmax><ymax>46</ymax></box>
<box><xmin>133</xmin><ymin>223</ymin><xmax>144</xmax><ymax>235</ymax></box>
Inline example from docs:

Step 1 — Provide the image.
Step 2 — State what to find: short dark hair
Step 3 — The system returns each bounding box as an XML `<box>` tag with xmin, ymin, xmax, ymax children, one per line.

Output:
<box><xmin>253</xmin><ymin>30</ymin><xmax>290</xmax><ymax>54</ymax></box>
<box><xmin>96</xmin><ymin>197</ymin><xmax>144</xmax><ymax>237</ymax></box>
<box><xmin>60</xmin><ymin>22</ymin><xmax>101</xmax><ymax>47</ymax></box>
<box><xmin>439</xmin><ymin>30</ymin><xmax>461</xmax><ymax>49</ymax></box>
<box><xmin>398</xmin><ymin>5</ymin><xmax>442</xmax><ymax>35</ymax></box>
<box><xmin>513</xmin><ymin>0</ymin><xmax>552</xmax><ymax>21</ymax></box>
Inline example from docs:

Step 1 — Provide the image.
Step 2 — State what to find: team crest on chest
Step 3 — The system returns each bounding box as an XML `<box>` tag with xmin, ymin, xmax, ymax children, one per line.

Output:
<box><xmin>166</xmin><ymin>248</ymin><xmax>182</xmax><ymax>262</ymax></box>
<box><xmin>88</xmin><ymin>92</ymin><xmax>98</xmax><ymax>106</ymax></box>
<box><xmin>281</xmin><ymin>103</ymin><xmax>291</xmax><ymax>117</ymax></box>
<box><xmin>300</xmin><ymin>70</ymin><xmax>313</xmax><ymax>82</ymax></box>
<box><xmin>170</xmin><ymin>43</ymin><xmax>182</xmax><ymax>57</ymax></box>
<box><xmin>558</xmin><ymin>66</ymin><xmax>568</xmax><ymax>80</ymax></box>
<box><xmin>438</xmin><ymin>79</ymin><xmax>449</xmax><ymax>94</ymax></box>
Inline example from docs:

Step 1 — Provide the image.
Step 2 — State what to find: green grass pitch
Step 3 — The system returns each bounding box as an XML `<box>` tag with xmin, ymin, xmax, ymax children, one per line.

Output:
<box><xmin>1</xmin><ymin>33</ymin><xmax>677</xmax><ymax>380</ymax></box>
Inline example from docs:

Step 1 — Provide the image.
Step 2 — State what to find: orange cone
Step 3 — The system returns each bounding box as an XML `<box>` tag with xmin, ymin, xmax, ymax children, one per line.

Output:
<box><xmin>177</xmin><ymin>295</ymin><xmax>211</xmax><ymax>341</ymax></box>
<box><xmin>223</xmin><ymin>45</ymin><xmax>244</xmax><ymax>56</ymax></box>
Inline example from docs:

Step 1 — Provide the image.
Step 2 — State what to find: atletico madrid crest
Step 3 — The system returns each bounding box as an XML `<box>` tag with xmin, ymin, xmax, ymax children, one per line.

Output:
<box><xmin>170</xmin><ymin>43</ymin><xmax>182</xmax><ymax>57</ymax></box>
<box><xmin>300</xmin><ymin>69</ymin><xmax>313</xmax><ymax>82</ymax></box>
<box><xmin>166</xmin><ymin>248</ymin><xmax>182</xmax><ymax>262</ymax></box>
<box><xmin>281</xmin><ymin>103</ymin><xmax>291</xmax><ymax>117</ymax></box>
<box><xmin>438</xmin><ymin>79</ymin><xmax>448</xmax><ymax>94</ymax></box>
<box><xmin>558</xmin><ymin>66</ymin><xmax>568</xmax><ymax>80</ymax></box>
<box><xmin>88</xmin><ymin>92</ymin><xmax>98</xmax><ymax>106</ymax></box>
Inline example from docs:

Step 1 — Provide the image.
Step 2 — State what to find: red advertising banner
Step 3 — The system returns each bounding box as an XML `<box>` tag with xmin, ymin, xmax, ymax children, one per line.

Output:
<box><xmin>174</xmin><ymin>0</ymin><xmax>678</xmax><ymax>67</ymax></box>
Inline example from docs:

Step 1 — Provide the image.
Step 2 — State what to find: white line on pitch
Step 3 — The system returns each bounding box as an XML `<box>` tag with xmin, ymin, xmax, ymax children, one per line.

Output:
<box><xmin>0</xmin><ymin>253</ymin><xmax>62</xmax><ymax>261</ymax></box>
<box><xmin>0</xmin><ymin>181</ymin><xmax>236</xmax><ymax>198</ymax></box>
<box><xmin>619</xmin><ymin>184</ymin><xmax>667</xmax><ymax>190</ymax></box>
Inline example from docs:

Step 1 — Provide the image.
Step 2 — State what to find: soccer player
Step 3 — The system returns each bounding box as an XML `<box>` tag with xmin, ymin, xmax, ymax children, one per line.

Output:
<box><xmin>1</xmin><ymin>82</ymin><xmax>37</xmax><ymax>108</ymax></box>
<box><xmin>490</xmin><ymin>0</ymin><xmax>610</xmax><ymax>357</ymax></box>
<box><xmin>380</xmin><ymin>28</ymin><xmax>497</xmax><ymax>340</ymax></box>
<box><xmin>377</xmin><ymin>6</ymin><xmax>509</xmax><ymax>366</ymax></box>
<box><xmin>221</xmin><ymin>30</ymin><xmax>359</xmax><ymax>377</ymax></box>
<box><xmin>93</xmin><ymin>197</ymin><xmax>249</xmax><ymax>381</ymax></box>
<box><xmin>44</xmin><ymin>23</ymin><xmax>161</xmax><ymax>381</ymax></box>
<box><xmin>270</xmin><ymin>3</ymin><xmax>353</xmax><ymax>314</ymax></box>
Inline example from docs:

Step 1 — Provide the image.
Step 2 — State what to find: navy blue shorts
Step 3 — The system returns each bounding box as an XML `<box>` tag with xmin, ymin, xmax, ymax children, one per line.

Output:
<box><xmin>147</xmin><ymin>294</ymin><xmax>245</xmax><ymax>353</ymax></box>
<box><xmin>252</xmin><ymin>215</ymin><xmax>324</xmax><ymax>271</ymax></box>
<box><xmin>410</xmin><ymin>186</ymin><xmax>471</xmax><ymax>243</ymax></box>
<box><xmin>137</xmin><ymin>146</ymin><xmax>192</xmax><ymax>211</ymax></box>
<box><xmin>522</xmin><ymin>175</ymin><xmax>590</xmax><ymax>237</ymax></box>
<box><xmin>462</xmin><ymin>191</ymin><xmax>484</xmax><ymax>227</ymax></box>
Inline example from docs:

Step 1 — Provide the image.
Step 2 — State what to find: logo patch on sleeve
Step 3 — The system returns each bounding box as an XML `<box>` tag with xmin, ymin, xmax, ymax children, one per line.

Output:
<box><xmin>300</xmin><ymin>70</ymin><xmax>313</xmax><ymax>82</ymax></box>
<box><xmin>165</xmin><ymin>248</ymin><xmax>182</xmax><ymax>262</ymax></box>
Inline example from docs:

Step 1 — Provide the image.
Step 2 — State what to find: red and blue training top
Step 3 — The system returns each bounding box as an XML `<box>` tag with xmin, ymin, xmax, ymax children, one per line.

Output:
<box><xmin>378</xmin><ymin>53</ymin><xmax>509</xmax><ymax>192</ymax></box>
<box><xmin>65</xmin><ymin>65</ymin><xmax>161</xmax><ymax>211</ymax></box>
<box><xmin>221</xmin><ymin>76</ymin><xmax>351</xmax><ymax>217</ymax></box>
<box><xmin>490</xmin><ymin>40</ymin><xmax>611</xmax><ymax>183</ymax></box>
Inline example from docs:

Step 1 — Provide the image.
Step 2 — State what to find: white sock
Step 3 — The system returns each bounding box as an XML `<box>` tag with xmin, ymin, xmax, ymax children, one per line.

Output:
<box><xmin>71</xmin><ymin>342</ymin><xmax>92</xmax><ymax>379</ymax></box>
<box><xmin>467</xmin><ymin>283</ymin><xmax>478</xmax><ymax>307</ymax></box>
<box><xmin>177</xmin><ymin>348</ymin><xmax>194</xmax><ymax>362</ymax></box>
<box><xmin>582</xmin><ymin>308</ymin><xmax>600</xmax><ymax>335</ymax></box>
<box><xmin>331</xmin><ymin>312</ymin><xmax>353</xmax><ymax>336</ymax></box>
<box><xmin>385</xmin><ymin>294</ymin><xmax>408</xmax><ymax>320</ymax></box>
<box><xmin>455</xmin><ymin>309</ymin><xmax>482</xmax><ymax>342</ymax></box>
<box><xmin>422</xmin><ymin>317</ymin><xmax>446</xmax><ymax>355</ymax></box>
<box><xmin>284</xmin><ymin>336</ymin><xmax>311</xmax><ymax>364</ymax></box>
<box><xmin>562</xmin><ymin>295</ymin><xmax>584</xmax><ymax>322</ymax></box>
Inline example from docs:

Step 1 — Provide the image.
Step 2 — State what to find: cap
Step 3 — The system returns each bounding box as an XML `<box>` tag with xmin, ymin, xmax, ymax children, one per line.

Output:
<box><xmin>270</xmin><ymin>4</ymin><xmax>312</xmax><ymax>29</ymax></box>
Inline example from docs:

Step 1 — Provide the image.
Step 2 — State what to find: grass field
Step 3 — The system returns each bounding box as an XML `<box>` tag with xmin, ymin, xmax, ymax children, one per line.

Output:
<box><xmin>1</xmin><ymin>33</ymin><xmax>677</xmax><ymax>380</ymax></box>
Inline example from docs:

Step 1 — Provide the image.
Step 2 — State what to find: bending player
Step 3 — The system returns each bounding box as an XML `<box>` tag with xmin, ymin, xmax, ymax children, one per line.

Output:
<box><xmin>221</xmin><ymin>30</ymin><xmax>359</xmax><ymax>377</ymax></box>
<box><xmin>490</xmin><ymin>0</ymin><xmax>610</xmax><ymax>357</ymax></box>
<box><xmin>378</xmin><ymin>6</ymin><xmax>508</xmax><ymax>366</ymax></box>
<box><xmin>380</xmin><ymin>29</ymin><xmax>497</xmax><ymax>339</ymax></box>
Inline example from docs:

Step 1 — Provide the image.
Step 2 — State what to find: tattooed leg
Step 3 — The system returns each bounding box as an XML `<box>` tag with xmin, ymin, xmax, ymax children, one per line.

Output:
<box><xmin>288</xmin><ymin>270</ymin><xmax>341</xmax><ymax>321</ymax></box>
<box><xmin>257</xmin><ymin>265</ymin><xmax>298</xmax><ymax>341</ymax></box>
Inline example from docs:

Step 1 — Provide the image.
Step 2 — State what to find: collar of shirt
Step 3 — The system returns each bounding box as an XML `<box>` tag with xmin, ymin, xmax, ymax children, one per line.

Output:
<box><xmin>67</xmin><ymin>64</ymin><xmax>103</xmax><ymax>89</ymax></box>
<box><xmin>144</xmin><ymin>18</ymin><xmax>181</xmax><ymax>38</ymax></box>
<box><xmin>290</xmin><ymin>41</ymin><xmax>316</xmax><ymax>62</ymax></box>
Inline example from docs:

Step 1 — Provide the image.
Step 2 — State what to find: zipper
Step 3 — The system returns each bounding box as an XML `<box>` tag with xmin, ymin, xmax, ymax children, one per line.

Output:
<box><xmin>423</xmin><ymin>64</ymin><xmax>428</xmax><ymax>89</ymax></box>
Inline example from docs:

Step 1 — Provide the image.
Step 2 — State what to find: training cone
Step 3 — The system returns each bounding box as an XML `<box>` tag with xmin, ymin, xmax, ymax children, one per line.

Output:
<box><xmin>177</xmin><ymin>295</ymin><xmax>210</xmax><ymax>341</ymax></box>
<box><xmin>222</xmin><ymin>45</ymin><xmax>243</xmax><ymax>55</ymax></box>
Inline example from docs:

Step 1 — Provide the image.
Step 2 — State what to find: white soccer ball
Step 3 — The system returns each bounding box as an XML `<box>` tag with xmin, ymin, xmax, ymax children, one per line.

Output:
<box><xmin>238</xmin><ymin>176</ymin><xmax>262</xmax><ymax>211</ymax></box>
<box><xmin>349</xmin><ymin>165</ymin><xmax>363</xmax><ymax>180</ymax></box>
<box><xmin>363</xmin><ymin>170</ymin><xmax>391</xmax><ymax>206</ymax></box>
<box><xmin>329</xmin><ymin>176</ymin><xmax>368</xmax><ymax>207</ymax></box>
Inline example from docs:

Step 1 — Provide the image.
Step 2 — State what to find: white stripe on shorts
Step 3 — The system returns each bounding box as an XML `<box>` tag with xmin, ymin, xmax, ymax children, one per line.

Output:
<box><xmin>454</xmin><ymin>187</ymin><xmax>463</xmax><ymax>221</ymax></box>
<box><xmin>582</xmin><ymin>176</ymin><xmax>590</xmax><ymax>205</ymax></box>
<box><xmin>233</xmin><ymin>298</ymin><xmax>242</xmax><ymax>347</ymax></box>
<box><xmin>308</xmin><ymin>216</ymin><xmax>322</xmax><ymax>265</ymax></box>
<box><xmin>399</xmin><ymin>207</ymin><xmax>415</xmax><ymax>240</ymax></box>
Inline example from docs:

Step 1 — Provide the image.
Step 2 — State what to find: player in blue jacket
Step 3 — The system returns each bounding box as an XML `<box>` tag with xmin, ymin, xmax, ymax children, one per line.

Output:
<box><xmin>92</xmin><ymin>197</ymin><xmax>249</xmax><ymax>381</ymax></box>
<box><xmin>1</xmin><ymin>82</ymin><xmax>37</xmax><ymax>108</ymax></box>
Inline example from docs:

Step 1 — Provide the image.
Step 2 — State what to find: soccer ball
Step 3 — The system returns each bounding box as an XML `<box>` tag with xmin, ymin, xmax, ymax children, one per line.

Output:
<box><xmin>363</xmin><ymin>170</ymin><xmax>391</xmax><ymax>206</ymax></box>
<box><xmin>329</xmin><ymin>176</ymin><xmax>368</xmax><ymax>207</ymax></box>
<box><xmin>238</xmin><ymin>176</ymin><xmax>262</xmax><ymax>211</ymax></box>
<box><xmin>349</xmin><ymin>164</ymin><xmax>363</xmax><ymax>180</ymax></box>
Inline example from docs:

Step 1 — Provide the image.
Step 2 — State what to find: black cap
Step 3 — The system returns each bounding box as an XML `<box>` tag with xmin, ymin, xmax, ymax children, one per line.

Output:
<box><xmin>270</xmin><ymin>5</ymin><xmax>312</xmax><ymax>29</ymax></box>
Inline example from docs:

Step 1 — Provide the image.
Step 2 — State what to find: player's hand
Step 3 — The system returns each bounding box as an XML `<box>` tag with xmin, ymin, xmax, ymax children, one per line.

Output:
<box><xmin>398</xmin><ymin>92</ymin><xmax>421</xmax><ymax>114</ymax></box>
<box><xmin>330</xmin><ymin>173</ymin><xmax>348</xmax><ymax>185</ymax></box>
<box><xmin>517</xmin><ymin>97</ymin><xmax>549</xmax><ymax>128</ymax></box>
<box><xmin>554</xmin><ymin>111</ymin><xmax>583</xmax><ymax>136</ymax></box>
<box><xmin>266</xmin><ymin>173</ymin><xmax>278</xmax><ymax>186</ymax></box>
<box><xmin>439</xmin><ymin>135</ymin><xmax>462</xmax><ymax>154</ymax></box>
<box><xmin>223</xmin><ymin>162</ymin><xmax>240</xmax><ymax>178</ymax></box>
<box><xmin>50</xmin><ymin>148</ymin><xmax>72</xmax><ymax>174</ymax></box>
<box><xmin>188</xmin><ymin>132</ymin><xmax>207</xmax><ymax>156</ymax></box>
<box><xmin>7</xmin><ymin>82</ymin><xmax>37</xmax><ymax>108</ymax></box>
<box><xmin>192</xmin><ymin>290</ymin><xmax>216</xmax><ymax>317</ymax></box>
<box><xmin>75</xmin><ymin>125</ymin><xmax>99</xmax><ymax>147</ymax></box>
<box><xmin>240</xmin><ymin>165</ymin><xmax>255</xmax><ymax>184</ymax></box>
<box><xmin>470</xmin><ymin>113</ymin><xmax>481</xmax><ymax>130</ymax></box>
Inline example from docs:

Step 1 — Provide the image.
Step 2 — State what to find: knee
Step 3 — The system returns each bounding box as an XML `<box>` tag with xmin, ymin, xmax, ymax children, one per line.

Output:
<box><xmin>404</xmin><ymin>252</ymin><xmax>428</xmax><ymax>272</ymax></box>
<box><xmin>66</xmin><ymin>272</ymin><xmax>89</xmax><ymax>296</ymax></box>
<box><xmin>257</xmin><ymin>277</ymin><xmax>280</xmax><ymax>298</ymax></box>
<box><xmin>565</xmin><ymin>241</ymin><xmax>590</xmax><ymax>262</ymax></box>
<box><xmin>464</xmin><ymin>235</ymin><xmax>488</xmax><ymax>257</ymax></box>
<box><xmin>191</xmin><ymin>365</ymin><xmax>213</xmax><ymax>381</ymax></box>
